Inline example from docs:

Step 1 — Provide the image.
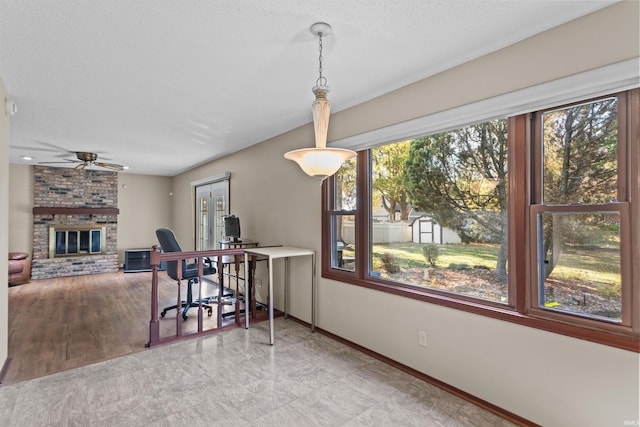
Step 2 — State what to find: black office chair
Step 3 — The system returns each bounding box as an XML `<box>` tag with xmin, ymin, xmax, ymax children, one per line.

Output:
<box><xmin>156</xmin><ymin>228</ymin><xmax>234</xmax><ymax>320</ymax></box>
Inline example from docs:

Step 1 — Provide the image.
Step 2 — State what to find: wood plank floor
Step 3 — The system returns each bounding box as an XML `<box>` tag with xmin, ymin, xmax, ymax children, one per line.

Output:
<box><xmin>4</xmin><ymin>270</ymin><xmax>248</xmax><ymax>385</ymax></box>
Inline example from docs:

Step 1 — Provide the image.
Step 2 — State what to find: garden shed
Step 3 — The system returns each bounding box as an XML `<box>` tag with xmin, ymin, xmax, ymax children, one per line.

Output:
<box><xmin>410</xmin><ymin>215</ymin><xmax>461</xmax><ymax>244</ymax></box>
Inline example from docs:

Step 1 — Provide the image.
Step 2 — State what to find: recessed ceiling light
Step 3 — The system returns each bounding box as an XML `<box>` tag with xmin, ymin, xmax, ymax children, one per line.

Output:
<box><xmin>21</xmin><ymin>156</ymin><xmax>32</xmax><ymax>161</ymax></box>
<box><xmin>122</xmin><ymin>166</ymin><xmax>129</xmax><ymax>170</ymax></box>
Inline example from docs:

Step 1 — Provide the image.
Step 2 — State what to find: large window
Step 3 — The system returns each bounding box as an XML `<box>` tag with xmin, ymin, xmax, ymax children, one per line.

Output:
<box><xmin>322</xmin><ymin>89</ymin><xmax>639</xmax><ymax>350</ymax></box>
<box><xmin>529</xmin><ymin>96</ymin><xmax>632</xmax><ymax>330</ymax></box>
<box><xmin>368</xmin><ymin>120</ymin><xmax>510</xmax><ymax>305</ymax></box>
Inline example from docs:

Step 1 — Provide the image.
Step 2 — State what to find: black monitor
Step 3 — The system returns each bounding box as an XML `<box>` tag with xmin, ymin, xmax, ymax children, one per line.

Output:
<box><xmin>223</xmin><ymin>215</ymin><xmax>241</xmax><ymax>242</ymax></box>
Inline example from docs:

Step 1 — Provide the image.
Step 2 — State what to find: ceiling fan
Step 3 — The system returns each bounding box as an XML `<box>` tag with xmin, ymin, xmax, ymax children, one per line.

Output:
<box><xmin>38</xmin><ymin>152</ymin><xmax>125</xmax><ymax>171</ymax></box>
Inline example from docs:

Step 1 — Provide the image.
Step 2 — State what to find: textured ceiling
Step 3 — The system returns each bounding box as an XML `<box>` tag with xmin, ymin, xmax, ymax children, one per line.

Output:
<box><xmin>1</xmin><ymin>0</ymin><xmax>617</xmax><ymax>176</ymax></box>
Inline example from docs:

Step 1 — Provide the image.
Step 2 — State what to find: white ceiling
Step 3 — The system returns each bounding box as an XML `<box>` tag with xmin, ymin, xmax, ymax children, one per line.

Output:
<box><xmin>1</xmin><ymin>0</ymin><xmax>617</xmax><ymax>176</ymax></box>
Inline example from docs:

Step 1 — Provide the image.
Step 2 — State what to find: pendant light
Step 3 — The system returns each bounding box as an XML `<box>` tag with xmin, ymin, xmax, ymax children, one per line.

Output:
<box><xmin>284</xmin><ymin>22</ymin><xmax>356</xmax><ymax>180</ymax></box>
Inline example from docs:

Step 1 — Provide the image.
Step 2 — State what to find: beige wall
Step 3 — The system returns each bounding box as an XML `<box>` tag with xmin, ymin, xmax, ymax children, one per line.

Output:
<box><xmin>171</xmin><ymin>3</ymin><xmax>639</xmax><ymax>426</ymax></box>
<box><xmin>7</xmin><ymin>167</ymin><xmax>172</xmax><ymax>266</ymax></box>
<box><xmin>9</xmin><ymin>169</ymin><xmax>173</xmax><ymax>264</ymax></box>
<box><xmin>1</xmin><ymin>78</ymin><xmax>10</xmax><ymax>372</ymax></box>
<box><xmin>171</xmin><ymin>124</ymin><xmax>318</xmax><ymax>305</ymax></box>
<box><xmin>8</xmin><ymin>165</ymin><xmax>32</xmax><ymax>254</ymax></box>
<box><xmin>117</xmin><ymin>173</ymin><xmax>172</xmax><ymax>265</ymax></box>
<box><xmin>329</xmin><ymin>1</ymin><xmax>640</xmax><ymax>142</ymax></box>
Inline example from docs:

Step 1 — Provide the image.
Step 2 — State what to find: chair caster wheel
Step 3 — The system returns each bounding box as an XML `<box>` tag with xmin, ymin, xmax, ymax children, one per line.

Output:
<box><xmin>208</xmin><ymin>309</ymin><xmax>213</xmax><ymax>317</ymax></box>
<box><xmin>182</xmin><ymin>314</ymin><xmax>188</xmax><ymax>321</ymax></box>
<box><xmin>160</xmin><ymin>311</ymin><xmax>166</xmax><ymax>318</ymax></box>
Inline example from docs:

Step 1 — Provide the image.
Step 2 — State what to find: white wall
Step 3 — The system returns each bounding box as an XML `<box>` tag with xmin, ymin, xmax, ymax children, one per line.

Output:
<box><xmin>0</xmin><ymin>78</ymin><xmax>10</xmax><ymax>374</ymax></box>
<box><xmin>170</xmin><ymin>3</ymin><xmax>639</xmax><ymax>426</ymax></box>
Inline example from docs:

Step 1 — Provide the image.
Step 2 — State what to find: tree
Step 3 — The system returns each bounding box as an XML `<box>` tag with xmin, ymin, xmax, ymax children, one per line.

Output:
<box><xmin>404</xmin><ymin>120</ymin><xmax>509</xmax><ymax>281</ymax></box>
<box><xmin>372</xmin><ymin>141</ymin><xmax>410</xmax><ymax>221</ymax></box>
<box><xmin>334</xmin><ymin>158</ymin><xmax>357</xmax><ymax>244</ymax></box>
<box><xmin>540</xmin><ymin>98</ymin><xmax>617</xmax><ymax>278</ymax></box>
<box><xmin>543</xmin><ymin>99</ymin><xmax>617</xmax><ymax>205</ymax></box>
<box><xmin>335</xmin><ymin>158</ymin><xmax>357</xmax><ymax>210</ymax></box>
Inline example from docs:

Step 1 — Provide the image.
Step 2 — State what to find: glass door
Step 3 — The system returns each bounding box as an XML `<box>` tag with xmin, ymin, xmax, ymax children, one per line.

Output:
<box><xmin>195</xmin><ymin>179</ymin><xmax>229</xmax><ymax>250</ymax></box>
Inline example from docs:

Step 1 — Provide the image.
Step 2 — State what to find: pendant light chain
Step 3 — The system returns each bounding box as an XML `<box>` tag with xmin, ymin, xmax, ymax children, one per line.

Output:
<box><xmin>316</xmin><ymin>33</ymin><xmax>327</xmax><ymax>88</ymax></box>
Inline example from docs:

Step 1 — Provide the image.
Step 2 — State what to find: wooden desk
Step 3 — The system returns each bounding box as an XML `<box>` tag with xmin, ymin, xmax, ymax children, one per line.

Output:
<box><xmin>243</xmin><ymin>246</ymin><xmax>315</xmax><ymax>344</ymax></box>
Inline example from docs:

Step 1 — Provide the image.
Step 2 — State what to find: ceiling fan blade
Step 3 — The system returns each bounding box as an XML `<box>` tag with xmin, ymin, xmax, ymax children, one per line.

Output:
<box><xmin>75</xmin><ymin>163</ymin><xmax>87</xmax><ymax>170</ymax></box>
<box><xmin>13</xmin><ymin>145</ymin><xmax>62</xmax><ymax>153</ymax></box>
<box><xmin>94</xmin><ymin>162</ymin><xmax>124</xmax><ymax>171</ymax></box>
<box><xmin>28</xmin><ymin>139</ymin><xmax>76</xmax><ymax>154</ymax></box>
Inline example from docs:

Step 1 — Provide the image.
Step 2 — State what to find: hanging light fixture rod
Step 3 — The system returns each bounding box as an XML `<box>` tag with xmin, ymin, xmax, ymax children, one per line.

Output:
<box><xmin>310</xmin><ymin>22</ymin><xmax>332</xmax><ymax>90</ymax></box>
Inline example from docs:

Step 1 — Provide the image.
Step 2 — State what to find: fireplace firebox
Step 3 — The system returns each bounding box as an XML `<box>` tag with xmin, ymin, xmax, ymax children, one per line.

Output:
<box><xmin>49</xmin><ymin>225</ymin><xmax>107</xmax><ymax>258</ymax></box>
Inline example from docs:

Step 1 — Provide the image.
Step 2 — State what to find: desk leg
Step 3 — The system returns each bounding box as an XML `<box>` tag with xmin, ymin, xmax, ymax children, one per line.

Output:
<box><xmin>217</xmin><ymin>257</ymin><xmax>224</xmax><ymax>327</ymax></box>
<box><xmin>284</xmin><ymin>257</ymin><xmax>289</xmax><ymax>320</ymax></box>
<box><xmin>233</xmin><ymin>255</ymin><xmax>241</xmax><ymax>324</ymax></box>
<box><xmin>251</xmin><ymin>255</ymin><xmax>257</xmax><ymax>318</ymax></box>
<box><xmin>311</xmin><ymin>252</ymin><xmax>316</xmax><ymax>333</ymax></box>
<box><xmin>244</xmin><ymin>253</ymin><xmax>249</xmax><ymax>329</ymax></box>
<box><xmin>268</xmin><ymin>256</ymin><xmax>274</xmax><ymax>345</ymax></box>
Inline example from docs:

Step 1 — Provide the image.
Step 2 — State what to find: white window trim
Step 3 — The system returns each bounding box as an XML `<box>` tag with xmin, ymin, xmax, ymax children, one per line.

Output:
<box><xmin>331</xmin><ymin>58</ymin><xmax>639</xmax><ymax>151</ymax></box>
<box><xmin>190</xmin><ymin>171</ymin><xmax>231</xmax><ymax>187</ymax></box>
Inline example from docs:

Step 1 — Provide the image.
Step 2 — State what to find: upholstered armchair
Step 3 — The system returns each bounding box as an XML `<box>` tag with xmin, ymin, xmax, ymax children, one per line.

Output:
<box><xmin>8</xmin><ymin>252</ymin><xmax>31</xmax><ymax>285</ymax></box>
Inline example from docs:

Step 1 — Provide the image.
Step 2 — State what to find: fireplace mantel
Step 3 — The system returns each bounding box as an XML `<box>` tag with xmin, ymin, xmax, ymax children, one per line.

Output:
<box><xmin>33</xmin><ymin>207</ymin><xmax>120</xmax><ymax>215</ymax></box>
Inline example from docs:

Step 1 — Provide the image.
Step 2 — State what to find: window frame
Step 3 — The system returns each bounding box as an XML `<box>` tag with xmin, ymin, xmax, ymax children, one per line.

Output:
<box><xmin>527</xmin><ymin>92</ymin><xmax>635</xmax><ymax>333</ymax></box>
<box><xmin>321</xmin><ymin>89</ymin><xmax>640</xmax><ymax>352</ymax></box>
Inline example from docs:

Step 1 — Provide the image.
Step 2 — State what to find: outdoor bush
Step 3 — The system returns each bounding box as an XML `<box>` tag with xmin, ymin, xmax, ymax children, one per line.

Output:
<box><xmin>422</xmin><ymin>243</ymin><xmax>439</xmax><ymax>267</ymax></box>
<box><xmin>380</xmin><ymin>253</ymin><xmax>401</xmax><ymax>274</ymax></box>
<box><xmin>458</xmin><ymin>211</ymin><xmax>503</xmax><ymax>243</ymax></box>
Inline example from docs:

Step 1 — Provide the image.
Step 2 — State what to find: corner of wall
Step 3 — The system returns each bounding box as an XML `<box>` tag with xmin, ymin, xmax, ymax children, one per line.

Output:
<box><xmin>0</xmin><ymin>77</ymin><xmax>11</xmax><ymax>375</ymax></box>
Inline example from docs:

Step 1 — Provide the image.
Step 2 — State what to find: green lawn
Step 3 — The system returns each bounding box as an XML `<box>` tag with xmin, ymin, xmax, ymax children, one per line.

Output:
<box><xmin>372</xmin><ymin>242</ymin><xmax>498</xmax><ymax>270</ymax></box>
<box><xmin>371</xmin><ymin>241</ymin><xmax>619</xmax><ymax>286</ymax></box>
<box><xmin>548</xmin><ymin>245</ymin><xmax>621</xmax><ymax>296</ymax></box>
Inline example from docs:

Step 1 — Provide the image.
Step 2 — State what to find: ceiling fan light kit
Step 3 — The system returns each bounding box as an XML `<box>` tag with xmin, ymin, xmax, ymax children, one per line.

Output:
<box><xmin>284</xmin><ymin>22</ymin><xmax>356</xmax><ymax>181</ymax></box>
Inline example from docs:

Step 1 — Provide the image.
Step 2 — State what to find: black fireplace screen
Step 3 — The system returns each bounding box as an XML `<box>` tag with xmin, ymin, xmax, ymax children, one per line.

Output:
<box><xmin>50</xmin><ymin>226</ymin><xmax>106</xmax><ymax>257</ymax></box>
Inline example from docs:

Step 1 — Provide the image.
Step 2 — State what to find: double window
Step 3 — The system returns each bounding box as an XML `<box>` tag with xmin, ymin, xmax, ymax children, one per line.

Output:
<box><xmin>322</xmin><ymin>89</ymin><xmax>639</xmax><ymax>349</ymax></box>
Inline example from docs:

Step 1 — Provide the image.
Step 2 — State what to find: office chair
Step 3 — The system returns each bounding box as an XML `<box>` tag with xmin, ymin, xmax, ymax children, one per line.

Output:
<box><xmin>156</xmin><ymin>228</ymin><xmax>234</xmax><ymax>320</ymax></box>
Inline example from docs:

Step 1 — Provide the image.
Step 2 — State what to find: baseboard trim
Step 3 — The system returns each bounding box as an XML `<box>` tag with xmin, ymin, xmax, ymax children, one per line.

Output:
<box><xmin>286</xmin><ymin>316</ymin><xmax>539</xmax><ymax>427</ymax></box>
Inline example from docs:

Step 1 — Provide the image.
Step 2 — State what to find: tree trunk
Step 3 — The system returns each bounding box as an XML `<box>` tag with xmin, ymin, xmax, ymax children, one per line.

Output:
<box><xmin>399</xmin><ymin>201</ymin><xmax>409</xmax><ymax>221</ymax></box>
<box><xmin>388</xmin><ymin>200</ymin><xmax>397</xmax><ymax>221</ymax></box>
<box><xmin>545</xmin><ymin>214</ymin><xmax>563</xmax><ymax>279</ymax></box>
<box><xmin>496</xmin><ymin>208</ymin><xmax>508</xmax><ymax>283</ymax></box>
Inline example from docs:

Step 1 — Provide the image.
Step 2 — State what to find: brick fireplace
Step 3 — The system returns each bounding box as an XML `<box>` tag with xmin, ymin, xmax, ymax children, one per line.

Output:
<box><xmin>31</xmin><ymin>166</ymin><xmax>119</xmax><ymax>279</ymax></box>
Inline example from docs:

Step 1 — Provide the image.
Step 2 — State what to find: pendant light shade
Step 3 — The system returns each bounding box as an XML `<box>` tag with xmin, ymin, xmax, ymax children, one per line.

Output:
<box><xmin>284</xmin><ymin>146</ymin><xmax>357</xmax><ymax>178</ymax></box>
<box><xmin>284</xmin><ymin>22</ymin><xmax>356</xmax><ymax>180</ymax></box>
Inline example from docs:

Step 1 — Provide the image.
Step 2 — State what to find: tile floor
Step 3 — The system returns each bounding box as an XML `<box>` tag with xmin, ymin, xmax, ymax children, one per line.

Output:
<box><xmin>0</xmin><ymin>318</ymin><xmax>517</xmax><ymax>426</ymax></box>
